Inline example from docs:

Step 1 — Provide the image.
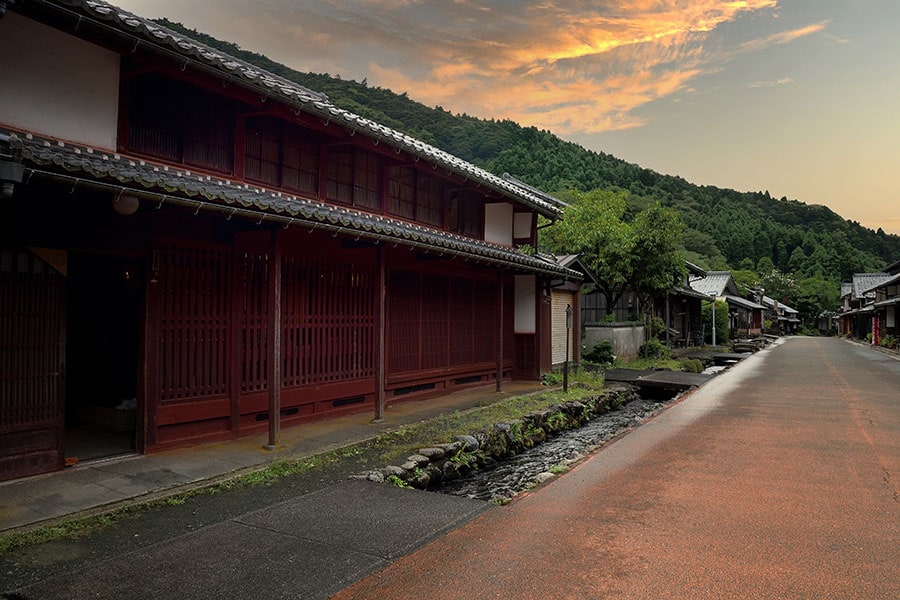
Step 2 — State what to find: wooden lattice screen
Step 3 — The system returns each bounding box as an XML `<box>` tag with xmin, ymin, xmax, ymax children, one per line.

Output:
<box><xmin>240</xmin><ymin>251</ymin><xmax>269</xmax><ymax>394</ymax></box>
<box><xmin>158</xmin><ymin>244</ymin><xmax>230</xmax><ymax>402</ymax></box>
<box><xmin>0</xmin><ymin>251</ymin><xmax>65</xmax><ymax>479</ymax></box>
<box><xmin>282</xmin><ymin>257</ymin><xmax>375</xmax><ymax>386</ymax></box>
<box><xmin>388</xmin><ymin>270</ymin><xmax>501</xmax><ymax>375</ymax></box>
<box><xmin>387</xmin><ymin>270</ymin><xmax>420</xmax><ymax>374</ymax></box>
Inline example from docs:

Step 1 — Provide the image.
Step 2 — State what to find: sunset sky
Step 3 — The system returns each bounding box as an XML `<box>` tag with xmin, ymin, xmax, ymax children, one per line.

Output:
<box><xmin>114</xmin><ymin>0</ymin><xmax>900</xmax><ymax>234</ymax></box>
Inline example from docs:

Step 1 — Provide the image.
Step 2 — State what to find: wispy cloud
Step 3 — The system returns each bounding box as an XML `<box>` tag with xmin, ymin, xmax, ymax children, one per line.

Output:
<box><xmin>746</xmin><ymin>77</ymin><xmax>795</xmax><ymax>88</ymax></box>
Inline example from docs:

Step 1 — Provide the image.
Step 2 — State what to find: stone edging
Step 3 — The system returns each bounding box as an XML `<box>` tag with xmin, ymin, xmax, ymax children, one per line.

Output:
<box><xmin>353</xmin><ymin>386</ymin><xmax>637</xmax><ymax>490</ymax></box>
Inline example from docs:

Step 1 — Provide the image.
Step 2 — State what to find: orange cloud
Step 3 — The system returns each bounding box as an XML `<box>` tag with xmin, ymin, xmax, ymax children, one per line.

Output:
<box><xmin>363</xmin><ymin>0</ymin><xmax>808</xmax><ymax>134</ymax></box>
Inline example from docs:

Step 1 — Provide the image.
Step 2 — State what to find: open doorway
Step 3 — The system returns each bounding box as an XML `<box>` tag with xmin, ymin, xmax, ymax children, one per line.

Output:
<box><xmin>65</xmin><ymin>252</ymin><xmax>143</xmax><ymax>462</ymax></box>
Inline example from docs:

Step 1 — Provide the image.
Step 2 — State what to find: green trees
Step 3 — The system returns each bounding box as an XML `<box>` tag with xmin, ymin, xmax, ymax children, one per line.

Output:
<box><xmin>540</xmin><ymin>190</ymin><xmax>684</xmax><ymax>317</ymax></box>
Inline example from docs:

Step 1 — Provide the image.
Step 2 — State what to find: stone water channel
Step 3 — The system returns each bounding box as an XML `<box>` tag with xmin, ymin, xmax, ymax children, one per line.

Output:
<box><xmin>437</xmin><ymin>393</ymin><xmax>678</xmax><ymax>503</ymax></box>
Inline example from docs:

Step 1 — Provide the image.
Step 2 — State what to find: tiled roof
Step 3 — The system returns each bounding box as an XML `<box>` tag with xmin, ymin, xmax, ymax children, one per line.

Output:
<box><xmin>723</xmin><ymin>294</ymin><xmax>765</xmax><ymax>311</ymax></box>
<box><xmin>27</xmin><ymin>0</ymin><xmax>562</xmax><ymax>219</ymax></box>
<box><xmin>6</xmin><ymin>130</ymin><xmax>578</xmax><ymax>278</ymax></box>
<box><xmin>689</xmin><ymin>271</ymin><xmax>734</xmax><ymax>297</ymax></box>
<box><xmin>840</xmin><ymin>282</ymin><xmax>853</xmax><ymax>298</ymax></box>
<box><xmin>852</xmin><ymin>273</ymin><xmax>893</xmax><ymax>299</ymax></box>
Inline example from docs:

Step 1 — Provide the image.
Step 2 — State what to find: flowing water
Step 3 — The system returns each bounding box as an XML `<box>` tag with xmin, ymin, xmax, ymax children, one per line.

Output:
<box><xmin>438</xmin><ymin>394</ymin><xmax>679</xmax><ymax>502</ymax></box>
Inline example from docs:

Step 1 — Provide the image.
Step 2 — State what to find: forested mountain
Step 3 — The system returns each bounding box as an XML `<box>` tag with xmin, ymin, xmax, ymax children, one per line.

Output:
<box><xmin>159</xmin><ymin>19</ymin><xmax>900</xmax><ymax>288</ymax></box>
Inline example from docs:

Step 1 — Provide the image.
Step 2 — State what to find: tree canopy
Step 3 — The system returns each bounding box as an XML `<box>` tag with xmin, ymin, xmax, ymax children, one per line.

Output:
<box><xmin>540</xmin><ymin>190</ymin><xmax>684</xmax><ymax>314</ymax></box>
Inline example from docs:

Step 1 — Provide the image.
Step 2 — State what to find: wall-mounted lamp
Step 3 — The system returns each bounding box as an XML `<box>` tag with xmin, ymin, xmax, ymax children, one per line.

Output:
<box><xmin>0</xmin><ymin>159</ymin><xmax>25</xmax><ymax>199</ymax></box>
<box><xmin>112</xmin><ymin>193</ymin><xmax>140</xmax><ymax>215</ymax></box>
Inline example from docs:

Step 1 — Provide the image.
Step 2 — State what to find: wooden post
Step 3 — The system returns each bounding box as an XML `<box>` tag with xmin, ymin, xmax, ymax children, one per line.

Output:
<box><xmin>374</xmin><ymin>245</ymin><xmax>386</xmax><ymax>421</ymax></box>
<box><xmin>265</xmin><ymin>229</ymin><xmax>282</xmax><ymax>450</ymax></box>
<box><xmin>496</xmin><ymin>271</ymin><xmax>504</xmax><ymax>392</ymax></box>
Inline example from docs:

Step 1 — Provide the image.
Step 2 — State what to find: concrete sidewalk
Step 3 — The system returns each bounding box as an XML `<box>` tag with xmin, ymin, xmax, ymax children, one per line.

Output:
<box><xmin>0</xmin><ymin>381</ymin><xmax>542</xmax><ymax>533</ymax></box>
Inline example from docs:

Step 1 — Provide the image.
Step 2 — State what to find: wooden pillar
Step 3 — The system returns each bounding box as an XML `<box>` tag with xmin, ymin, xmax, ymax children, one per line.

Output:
<box><xmin>265</xmin><ymin>229</ymin><xmax>282</xmax><ymax>449</ymax></box>
<box><xmin>496</xmin><ymin>271</ymin><xmax>504</xmax><ymax>392</ymax></box>
<box><xmin>374</xmin><ymin>245</ymin><xmax>386</xmax><ymax>421</ymax></box>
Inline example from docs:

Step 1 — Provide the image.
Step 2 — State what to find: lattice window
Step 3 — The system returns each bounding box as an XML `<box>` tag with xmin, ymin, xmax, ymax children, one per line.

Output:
<box><xmin>388</xmin><ymin>166</ymin><xmax>416</xmax><ymax>220</ymax></box>
<box><xmin>239</xmin><ymin>251</ymin><xmax>269</xmax><ymax>394</ymax></box>
<box><xmin>421</xmin><ymin>274</ymin><xmax>449</xmax><ymax>369</ymax></box>
<box><xmin>282</xmin><ymin>123</ymin><xmax>319</xmax><ymax>196</ymax></box>
<box><xmin>126</xmin><ymin>73</ymin><xmax>235</xmax><ymax>174</ymax></box>
<box><xmin>473</xmin><ymin>280</ymin><xmax>496</xmax><ymax>363</ymax></box>
<box><xmin>458</xmin><ymin>191</ymin><xmax>484</xmax><ymax>238</ymax></box>
<box><xmin>158</xmin><ymin>244</ymin><xmax>230</xmax><ymax>401</ymax></box>
<box><xmin>449</xmin><ymin>278</ymin><xmax>474</xmax><ymax>366</ymax></box>
<box><xmin>387</xmin><ymin>270</ymin><xmax>421</xmax><ymax>373</ymax></box>
<box><xmin>325</xmin><ymin>147</ymin><xmax>354</xmax><ymax>204</ymax></box>
<box><xmin>0</xmin><ymin>251</ymin><xmax>65</xmax><ymax>429</ymax></box>
<box><xmin>245</xmin><ymin>118</ymin><xmax>320</xmax><ymax>195</ymax></box>
<box><xmin>417</xmin><ymin>173</ymin><xmax>444</xmax><ymax>227</ymax></box>
<box><xmin>282</xmin><ymin>258</ymin><xmax>375</xmax><ymax>386</ymax></box>
<box><xmin>353</xmin><ymin>150</ymin><xmax>381</xmax><ymax>211</ymax></box>
<box><xmin>245</xmin><ymin>117</ymin><xmax>281</xmax><ymax>187</ymax></box>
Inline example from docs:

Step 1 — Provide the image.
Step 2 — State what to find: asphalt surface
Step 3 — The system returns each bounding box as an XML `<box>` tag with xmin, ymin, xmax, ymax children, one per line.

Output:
<box><xmin>334</xmin><ymin>338</ymin><xmax>899</xmax><ymax>599</ymax></box>
<box><xmin>4</xmin><ymin>338</ymin><xmax>897</xmax><ymax>599</ymax></box>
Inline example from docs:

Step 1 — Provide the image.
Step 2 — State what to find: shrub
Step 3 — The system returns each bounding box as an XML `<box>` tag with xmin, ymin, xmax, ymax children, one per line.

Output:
<box><xmin>638</xmin><ymin>338</ymin><xmax>670</xmax><ymax>360</ymax></box>
<box><xmin>679</xmin><ymin>358</ymin><xmax>704</xmax><ymax>373</ymax></box>
<box><xmin>650</xmin><ymin>316</ymin><xmax>666</xmax><ymax>339</ymax></box>
<box><xmin>879</xmin><ymin>334</ymin><xmax>898</xmax><ymax>350</ymax></box>
<box><xmin>583</xmin><ymin>340</ymin><xmax>615</xmax><ymax>364</ymax></box>
<box><xmin>541</xmin><ymin>372</ymin><xmax>562</xmax><ymax>386</ymax></box>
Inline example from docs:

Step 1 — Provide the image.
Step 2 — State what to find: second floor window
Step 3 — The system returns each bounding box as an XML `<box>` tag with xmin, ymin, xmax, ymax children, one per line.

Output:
<box><xmin>325</xmin><ymin>147</ymin><xmax>381</xmax><ymax>211</ymax></box>
<box><xmin>245</xmin><ymin>117</ymin><xmax>319</xmax><ymax>196</ymax></box>
<box><xmin>126</xmin><ymin>73</ymin><xmax>235</xmax><ymax>174</ymax></box>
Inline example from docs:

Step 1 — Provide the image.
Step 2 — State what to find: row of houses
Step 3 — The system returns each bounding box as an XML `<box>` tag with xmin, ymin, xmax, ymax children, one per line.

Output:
<box><xmin>0</xmin><ymin>1</ymin><xmax>588</xmax><ymax>481</ymax></box>
<box><xmin>837</xmin><ymin>260</ymin><xmax>900</xmax><ymax>344</ymax></box>
<box><xmin>581</xmin><ymin>264</ymin><xmax>800</xmax><ymax>357</ymax></box>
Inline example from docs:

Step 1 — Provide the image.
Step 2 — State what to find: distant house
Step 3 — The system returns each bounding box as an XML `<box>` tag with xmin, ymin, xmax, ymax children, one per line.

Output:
<box><xmin>689</xmin><ymin>271</ymin><xmax>765</xmax><ymax>338</ymax></box>
<box><xmin>869</xmin><ymin>260</ymin><xmax>900</xmax><ymax>343</ymax></box>
<box><xmin>760</xmin><ymin>296</ymin><xmax>800</xmax><ymax>335</ymax></box>
<box><xmin>548</xmin><ymin>255</ymin><xmax>593</xmax><ymax>368</ymax></box>
<box><xmin>0</xmin><ymin>1</ymin><xmax>580</xmax><ymax>480</ymax></box>
<box><xmin>655</xmin><ymin>261</ymin><xmax>708</xmax><ymax>347</ymax></box>
<box><xmin>838</xmin><ymin>272</ymin><xmax>895</xmax><ymax>340</ymax></box>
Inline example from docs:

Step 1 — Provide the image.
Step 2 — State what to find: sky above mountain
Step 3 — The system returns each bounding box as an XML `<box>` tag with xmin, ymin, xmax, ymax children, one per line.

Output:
<box><xmin>115</xmin><ymin>0</ymin><xmax>900</xmax><ymax>234</ymax></box>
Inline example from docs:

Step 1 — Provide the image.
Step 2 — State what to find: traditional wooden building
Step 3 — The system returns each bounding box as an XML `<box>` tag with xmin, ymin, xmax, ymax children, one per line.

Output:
<box><xmin>689</xmin><ymin>271</ymin><xmax>765</xmax><ymax>338</ymax></box>
<box><xmin>0</xmin><ymin>1</ymin><xmax>579</xmax><ymax>481</ymax></box>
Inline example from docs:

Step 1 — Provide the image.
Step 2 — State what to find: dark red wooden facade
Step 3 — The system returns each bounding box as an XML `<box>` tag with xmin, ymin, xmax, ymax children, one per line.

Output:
<box><xmin>0</xmin><ymin>2</ymin><xmax>568</xmax><ymax>481</ymax></box>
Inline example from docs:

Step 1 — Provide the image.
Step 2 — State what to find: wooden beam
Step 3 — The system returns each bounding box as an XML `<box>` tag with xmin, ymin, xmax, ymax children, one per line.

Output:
<box><xmin>496</xmin><ymin>271</ymin><xmax>504</xmax><ymax>392</ymax></box>
<box><xmin>266</xmin><ymin>229</ymin><xmax>283</xmax><ymax>449</ymax></box>
<box><xmin>374</xmin><ymin>245</ymin><xmax>386</xmax><ymax>421</ymax></box>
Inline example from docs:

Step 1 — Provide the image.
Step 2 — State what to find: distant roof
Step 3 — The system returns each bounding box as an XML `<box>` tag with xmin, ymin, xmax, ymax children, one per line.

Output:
<box><xmin>12</xmin><ymin>0</ymin><xmax>563</xmax><ymax>219</ymax></box>
<box><xmin>761</xmin><ymin>295</ymin><xmax>798</xmax><ymax>314</ymax></box>
<box><xmin>723</xmin><ymin>294</ymin><xmax>766</xmax><ymax>311</ymax></box>
<box><xmin>840</xmin><ymin>282</ymin><xmax>853</xmax><ymax>299</ymax></box>
<box><xmin>852</xmin><ymin>273</ymin><xmax>894</xmax><ymax>299</ymax></box>
<box><xmin>684</xmin><ymin>261</ymin><xmax>707</xmax><ymax>277</ymax></box>
<box><xmin>884</xmin><ymin>259</ymin><xmax>900</xmax><ymax>275</ymax></box>
<box><xmin>870</xmin><ymin>272</ymin><xmax>900</xmax><ymax>291</ymax></box>
<box><xmin>553</xmin><ymin>255</ymin><xmax>593</xmax><ymax>283</ymax></box>
<box><xmin>689</xmin><ymin>271</ymin><xmax>736</xmax><ymax>297</ymax></box>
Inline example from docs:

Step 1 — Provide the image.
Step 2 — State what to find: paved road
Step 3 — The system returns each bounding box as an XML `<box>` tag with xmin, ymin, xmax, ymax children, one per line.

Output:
<box><xmin>334</xmin><ymin>338</ymin><xmax>900</xmax><ymax>599</ymax></box>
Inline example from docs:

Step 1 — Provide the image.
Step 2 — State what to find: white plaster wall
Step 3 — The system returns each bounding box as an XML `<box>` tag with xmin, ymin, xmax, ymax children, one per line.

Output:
<box><xmin>514</xmin><ymin>275</ymin><xmax>536</xmax><ymax>334</ymax></box>
<box><xmin>513</xmin><ymin>212</ymin><xmax>533</xmax><ymax>239</ymax></box>
<box><xmin>0</xmin><ymin>12</ymin><xmax>120</xmax><ymax>149</ymax></box>
<box><xmin>484</xmin><ymin>202</ymin><xmax>513</xmax><ymax>246</ymax></box>
<box><xmin>551</xmin><ymin>289</ymin><xmax>576</xmax><ymax>365</ymax></box>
